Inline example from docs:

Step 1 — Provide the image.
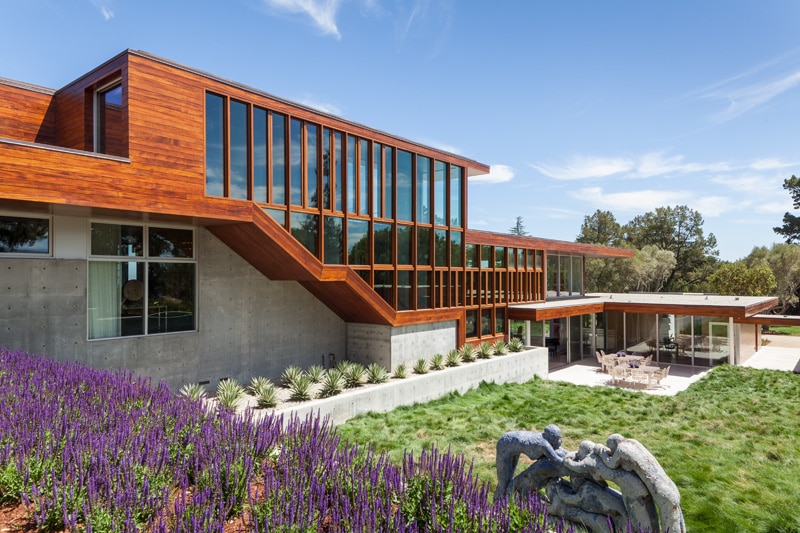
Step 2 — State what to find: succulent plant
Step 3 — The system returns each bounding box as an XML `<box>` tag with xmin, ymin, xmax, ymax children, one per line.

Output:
<box><xmin>253</xmin><ymin>381</ymin><xmax>278</xmax><ymax>408</ymax></box>
<box><xmin>317</xmin><ymin>368</ymin><xmax>346</xmax><ymax>398</ymax></box>
<box><xmin>280</xmin><ymin>365</ymin><xmax>304</xmax><ymax>388</ymax></box>
<box><xmin>288</xmin><ymin>374</ymin><xmax>313</xmax><ymax>401</ymax></box>
<box><xmin>248</xmin><ymin>376</ymin><xmax>273</xmax><ymax>395</ymax></box>
<box><xmin>446</xmin><ymin>349</ymin><xmax>461</xmax><ymax>367</ymax></box>
<box><xmin>366</xmin><ymin>363</ymin><xmax>389</xmax><ymax>384</ymax></box>
<box><xmin>343</xmin><ymin>363</ymin><xmax>366</xmax><ymax>388</ymax></box>
<box><xmin>216</xmin><ymin>378</ymin><xmax>245</xmax><ymax>410</ymax></box>
<box><xmin>493</xmin><ymin>340</ymin><xmax>509</xmax><ymax>356</ymax></box>
<box><xmin>305</xmin><ymin>365</ymin><xmax>327</xmax><ymax>383</ymax></box>
<box><xmin>413</xmin><ymin>358</ymin><xmax>429</xmax><ymax>374</ymax></box>
<box><xmin>392</xmin><ymin>363</ymin><xmax>408</xmax><ymax>379</ymax></box>
<box><xmin>477</xmin><ymin>341</ymin><xmax>495</xmax><ymax>359</ymax></box>
<box><xmin>458</xmin><ymin>343</ymin><xmax>477</xmax><ymax>363</ymax></box>
<box><xmin>178</xmin><ymin>382</ymin><xmax>207</xmax><ymax>401</ymax></box>
<box><xmin>429</xmin><ymin>353</ymin><xmax>445</xmax><ymax>371</ymax></box>
<box><xmin>509</xmin><ymin>338</ymin><xmax>525</xmax><ymax>352</ymax></box>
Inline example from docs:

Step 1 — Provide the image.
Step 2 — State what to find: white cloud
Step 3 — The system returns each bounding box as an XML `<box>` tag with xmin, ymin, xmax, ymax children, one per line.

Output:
<box><xmin>701</xmin><ymin>67</ymin><xmax>800</xmax><ymax>123</ymax></box>
<box><xmin>750</xmin><ymin>158</ymin><xmax>797</xmax><ymax>171</ymax></box>
<box><xmin>471</xmin><ymin>164</ymin><xmax>514</xmax><ymax>184</ymax></box>
<box><xmin>90</xmin><ymin>0</ymin><xmax>113</xmax><ymax>20</ymax></box>
<box><xmin>261</xmin><ymin>0</ymin><xmax>343</xmax><ymax>38</ymax></box>
<box><xmin>572</xmin><ymin>186</ymin><xmax>689</xmax><ymax>213</ymax></box>
<box><xmin>531</xmin><ymin>156</ymin><xmax>634</xmax><ymax>180</ymax></box>
<box><xmin>297</xmin><ymin>96</ymin><xmax>342</xmax><ymax>116</ymax></box>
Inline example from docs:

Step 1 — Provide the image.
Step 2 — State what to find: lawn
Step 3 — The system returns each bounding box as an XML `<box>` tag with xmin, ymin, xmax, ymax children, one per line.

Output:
<box><xmin>337</xmin><ymin>365</ymin><xmax>800</xmax><ymax>533</ymax></box>
<box><xmin>768</xmin><ymin>325</ymin><xmax>800</xmax><ymax>336</ymax></box>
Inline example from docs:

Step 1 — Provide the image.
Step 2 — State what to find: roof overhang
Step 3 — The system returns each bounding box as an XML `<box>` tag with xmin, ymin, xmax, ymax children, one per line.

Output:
<box><xmin>464</xmin><ymin>230</ymin><xmax>634</xmax><ymax>259</ymax></box>
<box><xmin>508</xmin><ymin>293</ymin><xmax>779</xmax><ymax>322</ymax></box>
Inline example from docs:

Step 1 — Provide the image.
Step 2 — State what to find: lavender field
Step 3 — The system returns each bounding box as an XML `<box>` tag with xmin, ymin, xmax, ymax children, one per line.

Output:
<box><xmin>0</xmin><ymin>348</ymin><xmax>569</xmax><ymax>532</ymax></box>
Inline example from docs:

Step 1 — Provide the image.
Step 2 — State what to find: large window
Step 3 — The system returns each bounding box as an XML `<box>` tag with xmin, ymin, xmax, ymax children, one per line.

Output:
<box><xmin>88</xmin><ymin>223</ymin><xmax>195</xmax><ymax>340</ymax></box>
<box><xmin>0</xmin><ymin>215</ymin><xmax>50</xmax><ymax>254</ymax></box>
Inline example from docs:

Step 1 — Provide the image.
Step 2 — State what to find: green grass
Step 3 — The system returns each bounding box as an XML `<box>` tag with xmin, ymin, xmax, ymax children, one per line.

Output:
<box><xmin>768</xmin><ymin>326</ymin><xmax>800</xmax><ymax>336</ymax></box>
<box><xmin>337</xmin><ymin>366</ymin><xmax>800</xmax><ymax>533</ymax></box>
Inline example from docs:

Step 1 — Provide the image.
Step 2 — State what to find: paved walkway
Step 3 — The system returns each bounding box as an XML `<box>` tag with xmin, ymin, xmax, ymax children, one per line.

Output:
<box><xmin>548</xmin><ymin>334</ymin><xmax>800</xmax><ymax>396</ymax></box>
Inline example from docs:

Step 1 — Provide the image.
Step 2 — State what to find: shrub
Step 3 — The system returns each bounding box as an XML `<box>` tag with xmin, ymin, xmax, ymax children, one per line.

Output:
<box><xmin>288</xmin><ymin>374</ymin><xmax>313</xmax><ymax>401</ymax></box>
<box><xmin>429</xmin><ymin>353</ymin><xmax>445</xmax><ymax>371</ymax></box>
<box><xmin>458</xmin><ymin>343</ymin><xmax>477</xmax><ymax>363</ymax></box>
<box><xmin>393</xmin><ymin>363</ymin><xmax>408</xmax><ymax>379</ymax></box>
<box><xmin>509</xmin><ymin>338</ymin><xmax>525</xmax><ymax>352</ymax></box>
<box><xmin>216</xmin><ymin>378</ymin><xmax>245</xmax><ymax>410</ymax></box>
<box><xmin>281</xmin><ymin>365</ymin><xmax>304</xmax><ymax>388</ymax></box>
<box><xmin>366</xmin><ymin>363</ymin><xmax>389</xmax><ymax>384</ymax></box>
<box><xmin>305</xmin><ymin>365</ymin><xmax>326</xmax><ymax>383</ymax></box>
<box><xmin>178</xmin><ymin>382</ymin><xmax>207</xmax><ymax>401</ymax></box>
<box><xmin>343</xmin><ymin>363</ymin><xmax>366</xmax><ymax>388</ymax></box>
<box><xmin>248</xmin><ymin>376</ymin><xmax>272</xmax><ymax>395</ymax></box>
<box><xmin>494</xmin><ymin>340</ymin><xmax>509</xmax><ymax>355</ymax></box>
<box><xmin>253</xmin><ymin>380</ymin><xmax>279</xmax><ymax>408</ymax></box>
<box><xmin>413</xmin><ymin>358</ymin><xmax>429</xmax><ymax>374</ymax></box>
<box><xmin>477</xmin><ymin>341</ymin><xmax>495</xmax><ymax>359</ymax></box>
<box><xmin>446</xmin><ymin>349</ymin><xmax>461</xmax><ymax>367</ymax></box>
<box><xmin>317</xmin><ymin>368</ymin><xmax>346</xmax><ymax>398</ymax></box>
<box><xmin>335</xmin><ymin>360</ymin><xmax>354</xmax><ymax>374</ymax></box>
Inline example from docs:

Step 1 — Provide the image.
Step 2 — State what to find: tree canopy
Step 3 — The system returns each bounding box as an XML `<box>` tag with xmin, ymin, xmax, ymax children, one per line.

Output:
<box><xmin>577</xmin><ymin>206</ymin><xmax>718</xmax><ymax>293</ymax></box>
<box><xmin>706</xmin><ymin>261</ymin><xmax>776</xmax><ymax>297</ymax></box>
<box><xmin>774</xmin><ymin>175</ymin><xmax>800</xmax><ymax>243</ymax></box>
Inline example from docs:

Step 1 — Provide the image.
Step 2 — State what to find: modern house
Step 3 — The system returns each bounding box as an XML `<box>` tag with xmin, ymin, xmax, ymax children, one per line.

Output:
<box><xmin>0</xmin><ymin>50</ymin><xmax>778</xmax><ymax>390</ymax></box>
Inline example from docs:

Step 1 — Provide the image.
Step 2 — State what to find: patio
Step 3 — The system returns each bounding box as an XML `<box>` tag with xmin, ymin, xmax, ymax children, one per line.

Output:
<box><xmin>548</xmin><ymin>334</ymin><xmax>800</xmax><ymax>396</ymax></box>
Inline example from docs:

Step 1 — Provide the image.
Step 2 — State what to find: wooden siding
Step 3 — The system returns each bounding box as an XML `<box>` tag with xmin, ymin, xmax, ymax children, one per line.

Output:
<box><xmin>0</xmin><ymin>81</ymin><xmax>55</xmax><ymax>144</ymax></box>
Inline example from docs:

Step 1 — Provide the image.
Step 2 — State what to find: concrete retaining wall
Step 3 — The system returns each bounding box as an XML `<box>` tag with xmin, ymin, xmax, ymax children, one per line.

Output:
<box><xmin>346</xmin><ymin>321</ymin><xmax>458</xmax><ymax>369</ymax></box>
<box><xmin>269</xmin><ymin>347</ymin><xmax>549</xmax><ymax>425</ymax></box>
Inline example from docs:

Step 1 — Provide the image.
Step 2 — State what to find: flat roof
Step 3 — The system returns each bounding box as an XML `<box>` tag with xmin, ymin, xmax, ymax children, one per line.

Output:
<box><xmin>509</xmin><ymin>292</ymin><xmax>778</xmax><ymax>321</ymax></box>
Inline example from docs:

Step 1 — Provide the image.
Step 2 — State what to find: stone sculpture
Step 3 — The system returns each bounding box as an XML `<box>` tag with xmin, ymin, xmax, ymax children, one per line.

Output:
<box><xmin>495</xmin><ymin>426</ymin><xmax>685</xmax><ymax>533</ymax></box>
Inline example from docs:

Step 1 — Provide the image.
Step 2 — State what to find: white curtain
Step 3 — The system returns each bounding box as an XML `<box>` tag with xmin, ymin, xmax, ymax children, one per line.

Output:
<box><xmin>88</xmin><ymin>262</ymin><xmax>121</xmax><ymax>339</ymax></box>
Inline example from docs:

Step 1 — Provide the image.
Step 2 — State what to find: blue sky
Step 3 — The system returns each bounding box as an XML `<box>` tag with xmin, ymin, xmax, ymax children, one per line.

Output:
<box><xmin>2</xmin><ymin>1</ymin><xmax>800</xmax><ymax>261</ymax></box>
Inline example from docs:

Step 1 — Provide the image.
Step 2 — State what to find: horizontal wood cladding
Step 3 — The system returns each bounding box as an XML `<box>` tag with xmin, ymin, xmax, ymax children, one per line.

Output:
<box><xmin>603</xmin><ymin>299</ymin><xmax>778</xmax><ymax>319</ymax></box>
<box><xmin>0</xmin><ymin>82</ymin><xmax>55</xmax><ymax>144</ymax></box>
<box><xmin>133</xmin><ymin>50</ymin><xmax>487</xmax><ymax>174</ymax></box>
<box><xmin>737</xmin><ymin>314</ymin><xmax>800</xmax><ymax>326</ymax></box>
<box><xmin>466</xmin><ymin>229</ymin><xmax>635</xmax><ymax>258</ymax></box>
<box><xmin>508</xmin><ymin>302</ymin><xmax>606</xmax><ymax>321</ymax></box>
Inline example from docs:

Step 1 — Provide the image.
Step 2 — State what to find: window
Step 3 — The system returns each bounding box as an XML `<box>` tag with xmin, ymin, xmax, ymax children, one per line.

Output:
<box><xmin>230</xmin><ymin>100</ymin><xmax>250</xmax><ymax>200</ymax></box>
<box><xmin>95</xmin><ymin>81</ymin><xmax>125</xmax><ymax>156</ymax></box>
<box><xmin>205</xmin><ymin>93</ymin><xmax>225</xmax><ymax>196</ymax></box>
<box><xmin>0</xmin><ymin>215</ymin><xmax>50</xmax><ymax>254</ymax></box>
<box><xmin>88</xmin><ymin>223</ymin><xmax>195</xmax><ymax>340</ymax></box>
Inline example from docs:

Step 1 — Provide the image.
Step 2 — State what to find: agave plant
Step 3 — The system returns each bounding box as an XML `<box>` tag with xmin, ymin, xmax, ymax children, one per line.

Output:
<box><xmin>429</xmin><ymin>353</ymin><xmax>445</xmax><ymax>371</ymax></box>
<box><xmin>392</xmin><ymin>363</ymin><xmax>408</xmax><ymax>379</ymax></box>
<box><xmin>253</xmin><ymin>381</ymin><xmax>279</xmax><ymax>408</ymax></box>
<box><xmin>458</xmin><ymin>343</ymin><xmax>477</xmax><ymax>363</ymax></box>
<box><xmin>446</xmin><ymin>349</ymin><xmax>461</xmax><ymax>367</ymax></box>
<box><xmin>413</xmin><ymin>358</ymin><xmax>429</xmax><ymax>374</ymax></box>
<box><xmin>216</xmin><ymin>378</ymin><xmax>245</xmax><ymax>410</ymax></box>
<box><xmin>305</xmin><ymin>365</ymin><xmax>327</xmax><ymax>383</ymax></box>
<box><xmin>178</xmin><ymin>382</ymin><xmax>207</xmax><ymax>401</ymax></box>
<box><xmin>248</xmin><ymin>376</ymin><xmax>273</xmax><ymax>395</ymax></box>
<box><xmin>281</xmin><ymin>365</ymin><xmax>304</xmax><ymax>388</ymax></box>
<box><xmin>477</xmin><ymin>341</ymin><xmax>495</xmax><ymax>359</ymax></box>
<box><xmin>366</xmin><ymin>363</ymin><xmax>389</xmax><ymax>384</ymax></box>
<box><xmin>335</xmin><ymin>360</ymin><xmax>354</xmax><ymax>374</ymax></box>
<box><xmin>493</xmin><ymin>340</ymin><xmax>509</xmax><ymax>356</ymax></box>
<box><xmin>288</xmin><ymin>374</ymin><xmax>313</xmax><ymax>401</ymax></box>
<box><xmin>343</xmin><ymin>363</ymin><xmax>366</xmax><ymax>388</ymax></box>
<box><xmin>509</xmin><ymin>337</ymin><xmax>525</xmax><ymax>352</ymax></box>
<box><xmin>317</xmin><ymin>368</ymin><xmax>346</xmax><ymax>398</ymax></box>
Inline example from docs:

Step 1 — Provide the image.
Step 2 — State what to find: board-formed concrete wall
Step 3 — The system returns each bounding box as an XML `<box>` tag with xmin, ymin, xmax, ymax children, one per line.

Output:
<box><xmin>0</xmin><ymin>220</ymin><xmax>346</xmax><ymax>391</ymax></box>
<box><xmin>346</xmin><ymin>320</ymin><xmax>457</xmax><ymax>369</ymax></box>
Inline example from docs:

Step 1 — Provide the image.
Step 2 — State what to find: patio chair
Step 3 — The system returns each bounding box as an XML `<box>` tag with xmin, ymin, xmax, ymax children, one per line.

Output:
<box><xmin>596</xmin><ymin>351</ymin><xmax>608</xmax><ymax>372</ymax></box>
<box><xmin>642</xmin><ymin>355</ymin><xmax>653</xmax><ymax>366</ymax></box>
<box><xmin>610</xmin><ymin>363</ymin><xmax>629</xmax><ymax>385</ymax></box>
<box><xmin>652</xmin><ymin>366</ymin><xmax>670</xmax><ymax>386</ymax></box>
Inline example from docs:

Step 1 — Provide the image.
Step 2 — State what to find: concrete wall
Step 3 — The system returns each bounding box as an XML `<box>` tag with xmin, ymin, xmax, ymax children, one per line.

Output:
<box><xmin>269</xmin><ymin>347</ymin><xmax>549</xmax><ymax>426</ymax></box>
<box><xmin>346</xmin><ymin>320</ymin><xmax>457</xmax><ymax>369</ymax></box>
<box><xmin>0</xmin><ymin>219</ymin><xmax>346</xmax><ymax>391</ymax></box>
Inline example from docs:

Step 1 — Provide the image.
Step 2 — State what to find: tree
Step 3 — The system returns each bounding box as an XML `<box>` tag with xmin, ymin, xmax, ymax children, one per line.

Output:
<box><xmin>623</xmin><ymin>205</ymin><xmax>718</xmax><ymax>292</ymax></box>
<box><xmin>773</xmin><ymin>175</ymin><xmax>800</xmax><ymax>243</ymax></box>
<box><xmin>745</xmin><ymin>243</ymin><xmax>800</xmax><ymax>314</ymax></box>
<box><xmin>576</xmin><ymin>210</ymin><xmax>623</xmax><ymax>247</ymax></box>
<box><xmin>706</xmin><ymin>261</ymin><xmax>776</xmax><ymax>297</ymax></box>
<box><xmin>578</xmin><ymin>210</ymin><xmax>630</xmax><ymax>292</ymax></box>
<box><xmin>509</xmin><ymin>216</ymin><xmax>529</xmax><ymax>236</ymax></box>
<box><xmin>627</xmin><ymin>245</ymin><xmax>677</xmax><ymax>293</ymax></box>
